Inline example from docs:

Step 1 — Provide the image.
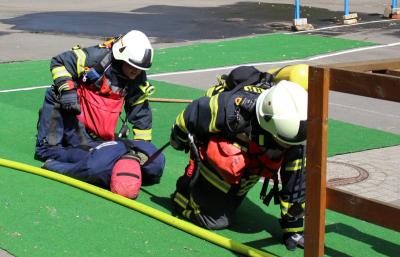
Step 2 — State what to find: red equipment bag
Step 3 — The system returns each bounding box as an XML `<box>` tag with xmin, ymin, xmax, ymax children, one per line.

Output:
<box><xmin>248</xmin><ymin>141</ymin><xmax>283</xmax><ymax>177</ymax></box>
<box><xmin>205</xmin><ymin>137</ymin><xmax>249</xmax><ymax>184</ymax></box>
<box><xmin>76</xmin><ymin>85</ymin><xmax>124</xmax><ymax>141</ymax></box>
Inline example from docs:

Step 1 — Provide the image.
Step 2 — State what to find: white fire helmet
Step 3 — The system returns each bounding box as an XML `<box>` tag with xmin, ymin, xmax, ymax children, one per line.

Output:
<box><xmin>112</xmin><ymin>30</ymin><xmax>153</xmax><ymax>70</ymax></box>
<box><xmin>255</xmin><ymin>80</ymin><xmax>308</xmax><ymax>145</ymax></box>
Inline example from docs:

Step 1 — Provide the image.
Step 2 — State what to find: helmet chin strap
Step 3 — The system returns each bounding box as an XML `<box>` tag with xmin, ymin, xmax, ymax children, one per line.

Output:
<box><xmin>274</xmin><ymin>137</ymin><xmax>292</xmax><ymax>149</ymax></box>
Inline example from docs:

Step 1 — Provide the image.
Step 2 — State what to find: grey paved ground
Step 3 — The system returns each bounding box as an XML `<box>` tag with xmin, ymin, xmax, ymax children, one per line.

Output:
<box><xmin>0</xmin><ymin>0</ymin><xmax>399</xmax><ymax>217</ymax></box>
<box><xmin>0</xmin><ymin>249</ymin><xmax>13</xmax><ymax>257</ymax></box>
<box><xmin>328</xmin><ymin>146</ymin><xmax>400</xmax><ymax>206</ymax></box>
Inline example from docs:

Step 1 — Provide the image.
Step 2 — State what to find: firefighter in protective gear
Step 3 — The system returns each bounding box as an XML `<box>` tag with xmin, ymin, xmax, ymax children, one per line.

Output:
<box><xmin>35</xmin><ymin>30</ymin><xmax>165</xmax><ymax>195</ymax></box>
<box><xmin>170</xmin><ymin>66</ymin><xmax>307</xmax><ymax>251</ymax></box>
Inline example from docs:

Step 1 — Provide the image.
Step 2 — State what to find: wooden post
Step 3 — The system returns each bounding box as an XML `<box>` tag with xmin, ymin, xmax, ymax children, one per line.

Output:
<box><xmin>304</xmin><ymin>67</ymin><xmax>330</xmax><ymax>257</ymax></box>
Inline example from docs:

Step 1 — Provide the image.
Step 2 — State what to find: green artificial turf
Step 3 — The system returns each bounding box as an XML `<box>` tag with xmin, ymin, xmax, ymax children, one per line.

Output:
<box><xmin>152</xmin><ymin>34</ymin><xmax>375</xmax><ymax>74</ymax></box>
<box><xmin>1</xmin><ymin>34</ymin><xmax>399</xmax><ymax>257</ymax></box>
<box><xmin>1</xmin><ymin>80</ymin><xmax>400</xmax><ymax>257</ymax></box>
<box><xmin>0</xmin><ymin>33</ymin><xmax>375</xmax><ymax>89</ymax></box>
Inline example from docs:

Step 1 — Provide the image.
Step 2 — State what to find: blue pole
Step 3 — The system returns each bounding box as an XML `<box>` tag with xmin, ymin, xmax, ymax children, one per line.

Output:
<box><xmin>392</xmin><ymin>0</ymin><xmax>398</xmax><ymax>9</ymax></box>
<box><xmin>344</xmin><ymin>0</ymin><xmax>349</xmax><ymax>15</ymax></box>
<box><xmin>295</xmin><ymin>0</ymin><xmax>300</xmax><ymax>19</ymax></box>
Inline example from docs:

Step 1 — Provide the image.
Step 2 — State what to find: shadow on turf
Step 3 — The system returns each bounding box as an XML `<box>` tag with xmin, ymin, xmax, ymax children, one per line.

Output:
<box><xmin>142</xmin><ymin>187</ymin><xmax>284</xmax><ymax>249</ymax></box>
<box><xmin>141</xmin><ymin>187</ymin><xmax>292</xmax><ymax>256</ymax></box>
<box><xmin>325</xmin><ymin>223</ymin><xmax>400</xmax><ymax>257</ymax></box>
<box><xmin>140</xmin><ymin>187</ymin><xmax>175</xmax><ymax>213</ymax></box>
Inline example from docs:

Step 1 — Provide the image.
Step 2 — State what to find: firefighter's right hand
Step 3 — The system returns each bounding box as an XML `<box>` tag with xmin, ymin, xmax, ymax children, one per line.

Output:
<box><xmin>60</xmin><ymin>89</ymin><xmax>81</xmax><ymax>115</ymax></box>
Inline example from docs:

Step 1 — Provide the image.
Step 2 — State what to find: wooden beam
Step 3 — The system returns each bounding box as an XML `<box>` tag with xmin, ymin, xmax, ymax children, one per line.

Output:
<box><xmin>304</xmin><ymin>66</ymin><xmax>330</xmax><ymax>257</ymax></box>
<box><xmin>326</xmin><ymin>187</ymin><xmax>400</xmax><ymax>232</ymax></box>
<box><xmin>329</xmin><ymin>68</ymin><xmax>400</xmax><ymax>102</ymax></box>
<box><xmin>326</xmin><ymin>58</ymin><xmax>400</xmax><ymax>71</ymax></box>
<box><xmin>384</xmin><ymin>69</ymin><xmax>400</xmax><ymax>77</ymax></box>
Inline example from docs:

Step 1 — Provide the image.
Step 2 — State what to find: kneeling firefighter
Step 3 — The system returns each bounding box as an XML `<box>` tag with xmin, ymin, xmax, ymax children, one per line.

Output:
<box><xmin>169</xmin><ymin>66</ymin><xmax>308</xmax><ymax>250</ymax></box>
<box><xmin>35</xmin><ymin>30</ymin><xmax>165</xmax><ymax>198</ymax></box>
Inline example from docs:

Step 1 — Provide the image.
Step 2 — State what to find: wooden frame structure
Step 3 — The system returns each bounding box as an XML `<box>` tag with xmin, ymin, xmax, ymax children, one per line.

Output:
<box><xmin>304</xmin><ymin>59</ymin><xmax>400</xmax><ymax>257</ymax></box>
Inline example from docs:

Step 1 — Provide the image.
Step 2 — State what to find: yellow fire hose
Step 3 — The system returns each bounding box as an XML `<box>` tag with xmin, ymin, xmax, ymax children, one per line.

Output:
<box><xmin>0</xmin><ymin>158</ymin><xmax>275</xmax><ymax>257</ymax></box>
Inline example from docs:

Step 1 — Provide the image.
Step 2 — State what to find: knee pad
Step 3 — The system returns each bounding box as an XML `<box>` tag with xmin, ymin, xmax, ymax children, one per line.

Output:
<box><xmin>110</xmin><ymin>156</ymin><xmax>142</xmax><ymax>199</ymax></box>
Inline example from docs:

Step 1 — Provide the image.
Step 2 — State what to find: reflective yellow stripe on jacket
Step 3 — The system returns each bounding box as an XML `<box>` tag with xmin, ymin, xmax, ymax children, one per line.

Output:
<box><xmin>175</xmin><ymin>110</ymin><xmax>188</xmax><ymax>134</ymax></box>
<box><xmin>51</xmin><ymin>66</ymin><xmax>72</xmax><ymax>80</ymax></box>
<box><xmin>208</xmin><ymin>94</ymin><xmax>220</xmax><ymax>133</ymax></box>
<box><xmin>285</xmin><ymin>158</ymin><xmax>306</xmax><ymax>172</ymax></box>
<box><xmin>132</xmin><ymin>82</ymin><xmax>155</xmax><ymax>106</ymax></box>
<box><xmin>72</xmin><ymin>46</ymin><xmax>87</xmax><ymax>77</ymax></box>
<box><xmin>133</xmin><ymin>128</ymin><xmax>152</xmax><ymax>141</ymax></box>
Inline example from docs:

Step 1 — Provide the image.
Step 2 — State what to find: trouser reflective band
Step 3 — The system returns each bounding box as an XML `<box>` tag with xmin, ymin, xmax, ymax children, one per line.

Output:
<box><xmin>173</xmin><ymin>192</ymin><xmax>189</xmax><ymax>209</ymax></box>
<box><xmin>199</xmin><ymin>164</ymin><xmax>231</xmax><ymax>193</ymax></box>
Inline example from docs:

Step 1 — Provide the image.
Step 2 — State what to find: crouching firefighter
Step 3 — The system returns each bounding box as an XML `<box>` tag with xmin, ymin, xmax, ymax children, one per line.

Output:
<box><xmin>35</xmin><ymin>30</ymin><xmax>165</xmax><ymax>197</ymax></box>
<box><xmin>169</xmin><ymin>66</ymin><xmax>307</xmax><ymax>251</ymax></box>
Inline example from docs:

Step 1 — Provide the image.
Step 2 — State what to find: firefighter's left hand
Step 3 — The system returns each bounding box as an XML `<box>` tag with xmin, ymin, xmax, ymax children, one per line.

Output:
<box><xmin>60</xmin><ymin>89</ymin><xmax>81</xmax><ymax>115</ymax></box>
<box><xmin>169</xmin><ymin>130</ymin><xmax>188</xmax><ymax>152</ymax></box>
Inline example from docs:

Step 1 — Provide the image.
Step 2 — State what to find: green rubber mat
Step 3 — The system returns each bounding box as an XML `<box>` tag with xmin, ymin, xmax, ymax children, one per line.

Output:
<box><xmin>0</xmin><ymin>33</ymin><xmax>376</xmax><ymax>89</ymax></box>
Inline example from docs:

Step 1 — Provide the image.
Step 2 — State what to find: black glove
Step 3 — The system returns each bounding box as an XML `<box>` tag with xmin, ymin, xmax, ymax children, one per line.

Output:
<box><xmin>169</xmin><ymin>129</ymin><xmax>188</xmax><ymax>152</ymax></box>
<box><xmin>59</xmin><ymin>89</ymin><xmax>81</xmax><ymax>115</ymax></box>
<box><xmin>283</xmin><ymin>232</ymin><xmax>304</xmax><ymax>251</ymax></box>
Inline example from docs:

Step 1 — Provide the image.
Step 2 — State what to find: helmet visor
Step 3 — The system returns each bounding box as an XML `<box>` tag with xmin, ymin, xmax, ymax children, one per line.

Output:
<box><xmin>275</xmin><ymin>119</ymin><xmax>307</xmax><ymax>145</ymax></box>
<box><xmin>128</xmin><ymin>48</ymin><xmax>152</xmax><ymax>70</ymax></box>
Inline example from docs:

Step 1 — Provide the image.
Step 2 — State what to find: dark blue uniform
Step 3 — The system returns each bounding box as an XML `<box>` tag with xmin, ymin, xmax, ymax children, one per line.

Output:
<box><xmin>171</xmin><ymin>66</ymin><xmax>305</xmax><ymax>235</ymax></box>
<box><xmin>35</xmin><ymin>39</ymin><xmax>164</xmax><ymax>187</ymax></box>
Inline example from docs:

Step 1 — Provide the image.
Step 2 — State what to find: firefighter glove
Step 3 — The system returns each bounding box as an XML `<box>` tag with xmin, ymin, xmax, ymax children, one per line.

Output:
<box><xmin>169</xmin><ymin>128</ymin><xmax>188</xmax><ymax>152</ymax></box>
<box><xmin>283</xmin><ymin>232</ymin><xmax>304</xmax><ymax>251</ymax></box>
<box><xmin>60</xmin><ymin>89</ymin><xmax>81</xmax><ymax>115</ymax></box>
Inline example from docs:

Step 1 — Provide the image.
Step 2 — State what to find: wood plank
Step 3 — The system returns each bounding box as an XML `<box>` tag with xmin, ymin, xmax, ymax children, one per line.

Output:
<box><xmin>304</xmin><ymin>66</ymin><xmax>330</xmax><ymax>257</ymax></box>
<box><xmin>384</xmin><ymin>69</ymin><xmax>400</xmax><ymax>77</ymax></box>
<box><xmin>326</xmin><ymin>187</ymin><xmax>400</xmax><ymax>232</ymax></box>
<box><xmin>327</xmin><ymin>58</ymin><xmax>400</xmax><ymax>71</ymax></box>
<box><xmin>329</xmin><ymin>68</ymin><xmax>400</xmax><ymax>102</ymax></box>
